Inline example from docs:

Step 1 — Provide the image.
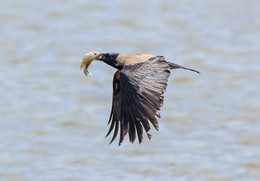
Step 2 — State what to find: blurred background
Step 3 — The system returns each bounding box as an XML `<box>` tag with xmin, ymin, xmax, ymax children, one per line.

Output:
<box><xmin>1</xmin><ymin>0</ymin><xmax>260</xmax><ymax>180</ymax></box>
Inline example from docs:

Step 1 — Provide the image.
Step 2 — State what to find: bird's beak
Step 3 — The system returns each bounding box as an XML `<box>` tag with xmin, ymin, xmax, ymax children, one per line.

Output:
<box><xmin>80</xmin><ymin>52</ymin><xmax>101</xmax><ymax>76</ymax></box>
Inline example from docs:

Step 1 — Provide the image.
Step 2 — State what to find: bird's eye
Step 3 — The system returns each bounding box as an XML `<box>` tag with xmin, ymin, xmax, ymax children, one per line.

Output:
<box><xmin>93</xmin><ymin>52</ymin><xmax>97</xmax><ymax>55</ymax></box>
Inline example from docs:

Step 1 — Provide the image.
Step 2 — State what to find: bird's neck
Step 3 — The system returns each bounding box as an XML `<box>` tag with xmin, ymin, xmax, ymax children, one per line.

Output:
<box><xmin>98</xmin><ymin>53</ymin><xmax>123</xmax><ymax>69</ymax></box>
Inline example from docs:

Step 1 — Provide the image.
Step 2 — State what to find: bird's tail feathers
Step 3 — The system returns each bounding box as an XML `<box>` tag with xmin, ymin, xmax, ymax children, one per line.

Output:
<box><xmin>168</xmin><ymin>62</ymin><xmax>200</xmax><ymax>74</ymax></box>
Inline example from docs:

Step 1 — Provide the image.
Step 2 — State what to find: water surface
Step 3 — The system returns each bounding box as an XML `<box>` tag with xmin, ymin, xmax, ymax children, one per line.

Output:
<box><xmin>0</xmin><ymin>0</ymin><xmax>260</xmax><ymax>180</ymax></box>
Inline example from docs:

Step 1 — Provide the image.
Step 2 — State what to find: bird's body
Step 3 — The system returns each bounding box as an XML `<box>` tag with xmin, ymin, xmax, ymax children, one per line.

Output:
<box><xmin>81</xmin><ymin>52</ymin><xmax>199</xmax><ymax>145</ymax></box>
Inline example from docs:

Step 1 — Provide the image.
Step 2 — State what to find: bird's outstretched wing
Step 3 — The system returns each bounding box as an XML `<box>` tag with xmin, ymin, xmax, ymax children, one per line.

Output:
<box><xmin>106</xmin><ymin>56</ymin><xmax>171</xmax><ymax>145</ymax></box>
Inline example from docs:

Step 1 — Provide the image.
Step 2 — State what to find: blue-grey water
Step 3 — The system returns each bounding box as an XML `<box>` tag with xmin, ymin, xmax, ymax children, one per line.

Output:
<box><xmin>1</xmin><ymin>0</ymin><xmax>260</xmax><ymax>180</ymax></box>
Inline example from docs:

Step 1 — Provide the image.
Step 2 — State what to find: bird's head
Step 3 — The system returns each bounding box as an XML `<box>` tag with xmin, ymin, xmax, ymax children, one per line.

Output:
<box><xmin>80</xmin><ymin>51</ymin><xmax>102</xmax><ymax>76</ymax></box>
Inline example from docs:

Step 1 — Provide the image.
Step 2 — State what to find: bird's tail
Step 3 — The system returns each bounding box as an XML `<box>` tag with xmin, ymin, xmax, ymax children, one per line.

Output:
<box><xmin>168</xmin><ymin>62</ymin><xmax>200</xmax><ymax>74</ymax></box>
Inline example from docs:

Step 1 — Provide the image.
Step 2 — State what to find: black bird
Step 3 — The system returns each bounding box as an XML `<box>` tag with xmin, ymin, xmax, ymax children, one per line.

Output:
<box><xmin>80</xmin><ymin>52</ymin><xmax>199</xmax><ymax>145</ymax></box>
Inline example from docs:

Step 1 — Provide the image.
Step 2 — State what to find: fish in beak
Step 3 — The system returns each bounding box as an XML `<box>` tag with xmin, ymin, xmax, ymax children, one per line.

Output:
<box><xmin>80</xmin><ymin>51</ymin><xmax>101</xmax><ymax>76</ymax></box>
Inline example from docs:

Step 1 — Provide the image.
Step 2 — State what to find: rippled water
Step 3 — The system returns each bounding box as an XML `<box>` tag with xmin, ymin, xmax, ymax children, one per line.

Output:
<box><xmin>1</xmin><ymin>0</ymin><xmax>260</xmax><ymax>180</ymax></box>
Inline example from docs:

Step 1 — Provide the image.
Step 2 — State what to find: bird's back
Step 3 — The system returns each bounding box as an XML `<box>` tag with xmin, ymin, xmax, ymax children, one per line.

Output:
<box><xmin>116</xmin><ymin>53</ymin><xmax>155</xmax><ymax>66</ymax></box>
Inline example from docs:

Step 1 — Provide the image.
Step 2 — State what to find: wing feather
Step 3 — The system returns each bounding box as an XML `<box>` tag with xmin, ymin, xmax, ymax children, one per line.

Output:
<box><xmin>105</xmin><ymin>70</ymin><xmax>121</xmax><ymax>144</ymax></box>
<box><xmin>106</xmin><ymin>56</ymin><xmax>171</xmax><ymax>144</ymax></box>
